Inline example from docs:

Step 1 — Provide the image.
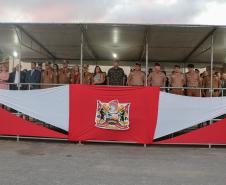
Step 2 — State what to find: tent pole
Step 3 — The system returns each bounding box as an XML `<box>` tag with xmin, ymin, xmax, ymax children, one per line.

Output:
<box><xmin>18</xmin><ymin>30</ymin><xmax>22</xmax><ymax>90</ymax></box>
<box><xmin>80</xmin><ymin>31</ymin><xmax>84</xmax><ymax>84</ymax></box>
<box><xmin>145</xmin><ymin>38</ymin><xmax>148</xmax><ymax>86</ymax></box>
<box><xmin>183</xmin><ymin>63</ymin><xmax>186</xmax><ymax>73</ymax></box>
<box><xmin>18</xmin><ymin>58</ymin><xmax>21</xmax><ymax>90</ymax></box>
<box><xmin>210</xmin><ymin>34</ymin><xmax>214</xmax><ymax>97</ymax></box>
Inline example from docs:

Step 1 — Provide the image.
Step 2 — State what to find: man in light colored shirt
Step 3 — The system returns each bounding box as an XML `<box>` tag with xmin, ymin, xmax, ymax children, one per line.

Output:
<box><xmin>59</xmin><ymin>60</ymin><xmax>71</xmax><ymax>84</ymax></box>
<box><xmin>148</xmin><ymin>63</ymin><xmax>166</xmax><ymax>87</ymax></box>
<box><xmin>128</xmin><ymin>63</ymin><xmax>146</xmax><ymax>86</ymax></box>
<box><xmin>82</xmin><ymin>64</ymin><xmax>92</xmax><ymax>85</ymax></box>
<box><xmin>41</xmin><ymin>62</ymin><xmax>54</xmax><ymax>88</ymax></box>
<box><xmin>202</xmin><ymin>70</ymin><xmax>221</xmax><ymax>97</ymax></box>
<box><xmin>185</xmin><ymin>64</ymin><xmax>201</xmax><ymax>97</ymax></box>
<box><xmin>169</xmin><ymin>65</ymin><xmax>185</xmax><ymax>95</ymax></box>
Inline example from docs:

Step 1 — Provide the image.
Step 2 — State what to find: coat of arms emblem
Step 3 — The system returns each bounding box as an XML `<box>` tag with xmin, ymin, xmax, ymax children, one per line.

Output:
<box><xmin>95</xmin><ymin>100</ymin><xmax>130</xmax><ymax>130</ymax></box>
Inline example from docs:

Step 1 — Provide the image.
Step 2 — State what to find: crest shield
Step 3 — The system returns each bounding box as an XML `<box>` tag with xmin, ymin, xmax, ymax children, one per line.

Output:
<box><xmin>95</xmin><ymin>100</ymin><xmax>130</xmax><ymax>130</ymax></box>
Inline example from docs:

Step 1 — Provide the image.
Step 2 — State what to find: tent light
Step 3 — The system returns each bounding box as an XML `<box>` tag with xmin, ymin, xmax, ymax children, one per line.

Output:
<box><xmin>13</xmin><ymin>51</ymin><xmax>18</xmax><ymax>58</ymax></box>
<box><xmin>112</xmin><ymin>53</ymin><xmax>117</xmax><ymax>58</ymax></box>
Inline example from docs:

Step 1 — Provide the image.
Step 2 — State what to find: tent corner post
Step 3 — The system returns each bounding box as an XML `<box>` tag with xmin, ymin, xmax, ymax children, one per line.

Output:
<box><xmin>145</xmin><ymin>37</ymin><xmax>149</xmax><ymax>86</ymax></box>
<box><xmin>80</xmin><ymin>32</ymin><xmax>84</xmax><ymax>84</ymax></box>
<box><xmin>210</xmin><ymin>34</ymin><xmax>214</xmax><ymax>97</ymax></box>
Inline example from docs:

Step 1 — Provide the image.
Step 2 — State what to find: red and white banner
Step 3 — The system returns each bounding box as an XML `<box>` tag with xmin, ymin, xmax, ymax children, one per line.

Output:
<box><xmin>0</xmin><ymin>108</ymin><xmax>67</xmax><ymax>139</ymax></box>
<box><xmin>69</xmin><ymin>85</ymin><xmax>160</xmax><ymax>144</ymax></box>
<box><xmin>0</xmin><ymin>86</ymin><xmax>69</xmax><ymax>130</ymax></box>
<box><xmin>1</xmin><ymin>85</ymin><xmax>226</xmax><ymax>144</ymax></box>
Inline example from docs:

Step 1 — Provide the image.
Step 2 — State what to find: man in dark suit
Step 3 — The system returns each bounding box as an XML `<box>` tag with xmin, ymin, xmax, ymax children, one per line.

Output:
<box><xmin>25</xmin><ymin>62</ymin><xmax>41</xmax><ymax>89</ymax></box>
<box><xmin>8</xmin><ymin>64</ymin><xmax>26</xmax><ymax>90</ymax></box>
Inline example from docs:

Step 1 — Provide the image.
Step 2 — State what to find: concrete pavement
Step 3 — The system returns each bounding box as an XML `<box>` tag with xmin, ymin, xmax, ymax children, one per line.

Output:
<box><xmin>0</xmin><ymin>140</ymin><xmax>226</xmax><ymax>185</ymax></box>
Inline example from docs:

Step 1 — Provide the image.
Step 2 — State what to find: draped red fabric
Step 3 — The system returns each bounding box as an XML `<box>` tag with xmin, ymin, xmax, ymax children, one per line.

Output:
<box><xmin>0</xmin><ymin>108</ymin><xmax>68</xmax><ymax>139</ymax></box>
<box><xmin>155</xmin><ymin>118</ymin><xmax>226</xmax><ymax>144</ymax></box>
<box><xmin>69</xmin><ymin>85</ymin><xmax>160</xmax><ymax>144</ymax></box>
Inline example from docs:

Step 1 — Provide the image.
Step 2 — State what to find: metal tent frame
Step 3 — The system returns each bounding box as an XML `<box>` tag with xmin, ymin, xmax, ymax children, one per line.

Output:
<box><xmin>1</xmin><ymin>23</ymin><xmax>226</xmax><ymax>94</ymax></box>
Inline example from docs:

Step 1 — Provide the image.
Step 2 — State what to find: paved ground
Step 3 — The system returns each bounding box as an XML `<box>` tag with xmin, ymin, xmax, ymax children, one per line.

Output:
<box><xmin>0</xmin><ymin>140</ymin><xmax>226</xmax><ymax>185</ymax></box>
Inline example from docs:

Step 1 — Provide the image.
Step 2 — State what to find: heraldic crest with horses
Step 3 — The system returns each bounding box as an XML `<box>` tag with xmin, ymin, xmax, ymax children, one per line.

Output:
<box><xmin>95</xmin><ymin>100</ymin><xmax>130</xmax><ymax>130</ymax></box>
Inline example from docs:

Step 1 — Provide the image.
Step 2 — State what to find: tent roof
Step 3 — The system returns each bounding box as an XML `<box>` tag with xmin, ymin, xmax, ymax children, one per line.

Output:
<box><xmin>0</xmin><ymin>23</ymin><xmax>225</xmax><ymax>64</ymax></box>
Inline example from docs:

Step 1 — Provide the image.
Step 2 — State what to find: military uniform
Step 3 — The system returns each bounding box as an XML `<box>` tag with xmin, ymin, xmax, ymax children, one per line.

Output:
<box><xmin>185</xmin><ymin>71</ymin><xmax>200</xmax><ymax>97</ymax></box>
<box><xmin>41</xmin><ymin>69</ymin><xmax>53</xmax><ymax>88</ymax></box>
<box><xmin>53</xmin><ymin>71</ymin><xmax>59</xmax><ymax>84</ymax></box>
<box><xmin>202</xmin><ymin>75</ymin><xmax>221</xmax><ymax>97</ymax></box>
<box><xmin>107</xmin><ymin>67</ymin><xmax>125</xmax><ymax>86</ymax></box>
<box><xmin>128</xmin><ymin>71</ymin><xmax>146</xmax><ymax>86</ymax></box>
<box><xmin>148</xmin><ymin>71</ymin><xmax>166</xmax><ymax>87</ymax></box>
<box><xmin>170</xmin><ymin>72</ymin><xmax>185</xmax><ymax>95</ymax></box>
<box><xmin>71</xmin><ymin>70</ymin><xmax>80</xmax><ymax>84</ymax></box>
<box><xmin>82</xmin><ymin>72</ymin><xmax>92</xmax><ymax>85</ymax></box>
<box><xmin>59</xmin><ymin>68</ymin><xmax>71</xmax><ymax>84</ymax></box>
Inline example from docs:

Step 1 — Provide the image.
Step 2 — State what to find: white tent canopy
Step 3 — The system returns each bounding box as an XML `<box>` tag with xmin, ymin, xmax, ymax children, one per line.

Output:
<box><xmin>0</xmin><ymin>23</ymin><xmax>226</xmax><ymax>67</ymax></box>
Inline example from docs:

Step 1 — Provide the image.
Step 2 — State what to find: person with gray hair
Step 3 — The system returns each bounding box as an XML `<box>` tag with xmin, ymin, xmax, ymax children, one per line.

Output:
<box><xmin>8</xmin><ymin>64</ymin><xmax>26</xmax><ymax>90</ymax></box>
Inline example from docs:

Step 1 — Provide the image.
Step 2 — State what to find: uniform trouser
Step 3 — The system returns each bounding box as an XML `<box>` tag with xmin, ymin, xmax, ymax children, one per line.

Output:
<box><xmin>170</xmin><ymin>88</ymin><xmax>184</xmax><ymax>95</ymax></box>
<box><xmin>186</xmin><ymin>89</ymin><xmax>201</xmax><ymax>97</ymax></box>
<box><xmin>205</xmin><ymin>90</ymin><xmax>220</xmax><ymax>97</ymax></box>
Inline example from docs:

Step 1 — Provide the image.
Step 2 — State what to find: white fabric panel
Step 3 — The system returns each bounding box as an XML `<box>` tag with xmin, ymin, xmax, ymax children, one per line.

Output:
<box><xmin>154</xmin><ymin>92</ymin><xmax>226</xmax><ymax>139</ymax></box>
<box><xmin>0</xmin><ymin>86</ymin><xmax>69</xmax><ymax>131</ymax></box>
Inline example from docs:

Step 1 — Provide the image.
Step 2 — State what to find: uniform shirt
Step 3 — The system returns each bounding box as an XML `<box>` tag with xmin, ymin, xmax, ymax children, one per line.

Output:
<box><xmin>202</xmin><ymin>75</ymin><xmax>221</xmax><ymax>88</ymax></box>
<box><xmin>108</xmin><ymin>67</ymin><xmax>125</xmax><ymax>86</ymax></box>
<box><xmin>128</xmin><ymin>71</ymin><xmax>146</xmax><ymax>86</ymax></box>
<box><xmin>59</xmin><ymin>68</ymin><xmax>71</xmax><ymax>84</ymax></box>
<box><xmin>53</xmin><ymin>71</ymin><xmax>59</xmax><ymax>84</ymax></box>
<box><xmin>170</xmin><ymin>72</ymin><xmax>185</xmax><ymax>87</ymax></box>
<box><xmin>148</xmin><ymin>71</ymin><xmax>166</xmax><ymax>87</ymax></box>
<box><xmin>185</xmin><ymin>71</ymin><xmax>200</xmax><ymax>87</ymax></box>
<box><xmin>41</xmin><ymin>69</ymin><xmax>53</xmax><ymax>88</ymax></box>
<box><xmin>82</xmin><ymin>72</ymin><xmax>92</xmax><ymax>85</ymax></box>
<box><xmin>71</xmin><ymin>71</ymin><xmax>80</xmax><ymax>84</ymax></box>
<box><xmin>222</xmin><ymin>80</ymin><xmax>226</xmax><ymax>88</ymax></box>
